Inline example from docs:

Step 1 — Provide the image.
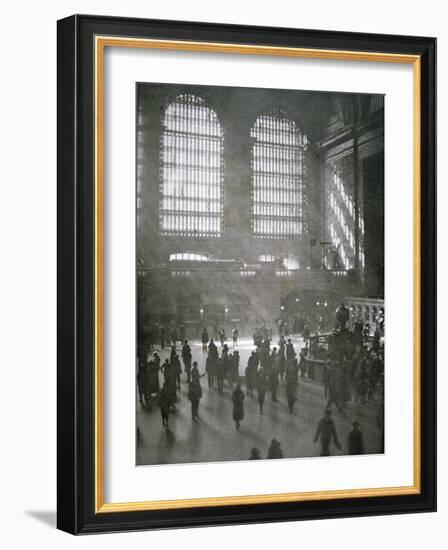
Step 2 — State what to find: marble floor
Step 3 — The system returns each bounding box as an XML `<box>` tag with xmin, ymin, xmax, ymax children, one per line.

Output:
<box><xmin>136</xmin><ymin>338</ymin><xmax>384</xmax><ymax>466</ymax></box>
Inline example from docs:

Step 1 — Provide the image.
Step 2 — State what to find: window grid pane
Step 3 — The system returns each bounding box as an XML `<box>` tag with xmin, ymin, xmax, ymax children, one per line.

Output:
<box><xmin>250</xmin><ymin>110</ymin><xmax>307</xmax><ymax>238</ymax></box>
<box><xmin>160</xmin><ymin>94</ymin><xmax>223</xmax><ymax>237</ymax></box>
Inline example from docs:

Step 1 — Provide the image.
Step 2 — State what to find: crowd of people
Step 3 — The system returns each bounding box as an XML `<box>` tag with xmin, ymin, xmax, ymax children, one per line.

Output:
<box><xmin>137</xmin><ymin>304</ymin><xmax>384</xmax><ymax>459</ymax></box>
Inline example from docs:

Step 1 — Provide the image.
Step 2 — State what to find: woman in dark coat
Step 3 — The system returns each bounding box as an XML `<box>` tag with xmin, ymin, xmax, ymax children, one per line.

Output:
<box><xmin>231</xmin><ymin>384</ymin><xmax>245</xmax><ymax>430</ymax></box>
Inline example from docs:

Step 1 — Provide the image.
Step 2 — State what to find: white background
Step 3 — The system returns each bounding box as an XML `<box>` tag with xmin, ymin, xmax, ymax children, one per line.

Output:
<box><xmin>105</xmin><ymin>48</ymin><xmax>414</xmax><ymax>502</ymax></box>
<box><xmin>0</xmin><ymin>0</ymin><xmax>444</xmax><ymax>548</ymax></box>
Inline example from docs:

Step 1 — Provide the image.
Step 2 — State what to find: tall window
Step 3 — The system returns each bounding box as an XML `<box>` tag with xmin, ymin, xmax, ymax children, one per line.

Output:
<box><xmin>160</xmin><ymin>94</ymin><xmax>223</xmax><ymax>237</ymax></box>
<box><xmin>251</xmin><ymin>109</ymin><xmax>308</xmax><ymax>238</ymax></box>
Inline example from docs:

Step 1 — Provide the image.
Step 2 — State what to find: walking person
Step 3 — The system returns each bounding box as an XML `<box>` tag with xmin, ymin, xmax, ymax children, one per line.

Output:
<box><xmin>245</xmin><ymin>351</ymin><xmax>257</xmax><ymax>396</ymax></box>
<box><xmin>268</xmin><ymin>355</ymin><xmax>279</xmax><ymax>403</ymax></box>
<box><xmin>188</xmin><ymin>377</ymin><xmax>203</xmax><ymax>421</ymax></box>
<box><xmin>205</xmin><ymin>355</ymin><xmax>215</xmax><ymax>388</ymax></box>
<box><xmin>256</xmin><ymin>367</ymin><xmax>268</xmax><ymax>414</ymax></box>
<box><xmin>158</xmin><ymin>383</ymin><xmax>171</xmax><ymax>428</ymax></box>
<box><xmin>313</xmin><ymin>409</ymin><xmax>341</xmax><ymax>456</ymax></box>
<box><xmin>201</xmin><ymin>327</ymin><xmax>209</xmax><ymax>353</ymax></box>
<box><xmin>181</xmin><ymin>340</ymin><xmax>192</xmax><ymax>383</ymax></box>
<box><xmin>232</xmin><ymin>327</ymin><xmax>239</xmax><ymax>348</ymax></box>
<box><xmin>285</xmin><ymin>358</ymin><xmax>299</xmax><ymax>414</ymax></box>
<box><xmin>231</xmin><ymin>384</ymin><xmax>245</xmax><ymax>430</ymax></box>
<box><xmin>216</xmin><ymin>357</ymin><xmax>225</xmax><ymax>395</ymax></box>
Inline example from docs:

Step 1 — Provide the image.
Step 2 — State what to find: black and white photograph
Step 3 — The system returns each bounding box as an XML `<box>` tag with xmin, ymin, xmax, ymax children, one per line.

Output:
<box><xmin>135</xmin><ymin>82</ymin><xmax>385</xmax><ymax>466</ymax></box>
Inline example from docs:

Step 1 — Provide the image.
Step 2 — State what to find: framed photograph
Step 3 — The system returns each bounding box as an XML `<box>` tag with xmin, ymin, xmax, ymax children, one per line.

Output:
<box><xmin>57</xmin><ymin>14</ymin><xmax>436</xmax><ymax>534</ymax></box>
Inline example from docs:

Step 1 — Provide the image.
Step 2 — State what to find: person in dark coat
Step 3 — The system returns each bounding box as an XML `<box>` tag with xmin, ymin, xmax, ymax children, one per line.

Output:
<box><xmin>191</xmin><ymin>361</ymin><xmax>205</xmax><ymax>383</ymax></box>
<box><xmin>299</xmin><ymin>348</ymin><xmax>308</xmax><ymax>379</ymax></box>
<box><xmin>302</xmin><ymin>324</ymin><xmax>310</xmax><ymax>345</ymax></box>
<box><xmin>231</xmin><ymin>384</ymin><xmax>245</xmax><ymax>430</ymax></box>
<box><xmin>347</xmin><ymin>421</ymin><xmax>365</xmax><ymax>455</ymax></box>
<box><xmin>285</xmin><ymin>359</ymin><xmax>299</xmax><ymax>414</ymax></box>
<box><xmin>137</xmin><ymin>361</ymin><xmax>148</xmax><ymax>406</ymax></box>
<box><xmin>208</xmin><ymin>338</ymin><xmax>218</xmax><ymax>360</ymax></box>
<box><xmin>147</xmin><ymin>359</ymin><xmax>160</xmax><ymax>395</ymax></box>
<box><xmin>205</xmin><ymin>355</ymin><xmax>215</xmax><ymax>388</ymax></box>
<box><xmin>267</xmin><ymin>438</ymin><xmax>283</xmax><ymax>459</ymax></box>
<box><xmin>218</xmin><ymin>327</ymin><xmax>226</xmax><ymax>347</ymax></box>
<box><xmin>158</xmin><ymin>383</ymin><xmax>171</xmax><ymax>427</ymax></box>
<box><xmin>181</xmin><ymin>340</ymin><xmax>192</xmax><ymax>383</ymax></box>
<box><xmin>232</xmin><ymin>327</ymin><xmax>239</xmax><ymax>348</ymax></box>
<box><xmin>216</xmin><ymin>357</ymin><xmax>225</xmax><ymax>395</ymax></box>
<box><xmin>249</xmin><ymin>447</ymin><xmax>261</xmax><ymax>459</ymax></box>
<box><xmin>313</xmin><ymin>409</ymin><xmax>341</xmax><ymax>456</ymax></box>
<box><xmin>268</xmin><ymin>354</ymin><xmax>279</xmax><ymax>403</ymax></box>
<box><xmin>188</xmin><ymin>378</ymin><xmax>203</xmax><ymax>421</ymax></box>
<box><xmin>231</xmin><ymin>351</ymin><xmax>240</xmax><ymax>384</ymax></box>
<box><xmin>170</xmin><ymin>352</ymin><xmax>182</xmax><ymax>390</ymax></box>
<box><xmin>201</xmin><ymin>328</ymin><xmax>209</xmax><ymax>352</ymax></box>
<box><xmin>256</xmin><ymin>367</ymin><xmax>268</xmax><ymax>414</ymax></box>
<box><xmin>161</xmin><ymin>359</ymin><xmax>177</xmax><ymax>409</ymax></box>
<box><xmin>286</xmin><ymin>338</ymin><xmax>295</xmax><ymax>361</ymax></box>
<box><xmin>159</xmin><ymin>325</ymin><xmax>166</xmax><ymax>350</ymax></box>
<box><xmin>245</xmin><ymin>351</ymin><xmax>258</xmax><ymax>396</ymax></box>
<box><xmin>326</xmin><ymin>362</ymin><xmax>345</xmax><ymax>413</ymax></box>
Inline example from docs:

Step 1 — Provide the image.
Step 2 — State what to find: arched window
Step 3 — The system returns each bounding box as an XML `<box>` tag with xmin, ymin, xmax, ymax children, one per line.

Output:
<box><xmin>251</xmin><ymin>109</ymin><xmax>308</xmax><ymax>238</ymax></box>
<box><xmin>160</xmin><ymin>94</ymin><xmax>223</xmax><ymax>237</ymax></box>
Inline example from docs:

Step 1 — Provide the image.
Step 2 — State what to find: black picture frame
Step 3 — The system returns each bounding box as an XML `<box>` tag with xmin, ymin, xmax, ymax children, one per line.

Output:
<box><xmin>57</xmin><ymin>14</ymin><xmax>436</xmax><ymax>534</ymax></box>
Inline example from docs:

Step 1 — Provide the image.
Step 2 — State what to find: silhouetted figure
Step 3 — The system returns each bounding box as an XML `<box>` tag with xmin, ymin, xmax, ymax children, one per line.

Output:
<box><xmin>218</xmin><ymin>327</ymin><xmax>226</xmax><ymax>347</ymax></box>
<box><xmin>161</xmin><ymin>359</ymin><xmax>177</xmax><ymax>409</ymax></box>
<box><xmin>147</xmin><ymin>359</ymin><xmax>160</xmax><ymax>395</ymax></box>
<box><xmin>285</xmin><ymin>359</ymin><xmax>299</xmax><ymax>414</ymax></box>
<box><xmin>286</xmin><ymin>339</ymin><xmax>295</xmax><ymax>361</ymax></box>
<box><xmin>245</xmin><ymin>351</ymin><xmax>258</xmax><ymax>396</ymax></box>
<box><xmin>158</xmin><ymin>384</ymin><xmax>171</xmax><ymax>427</ymax></box>
<box><xmin>313</xmin><ymin>409</ymin><xmax>341</xmax><ymax>456</ymax></box>
<box><xmin>188</xmin><ymin>378</ymin><xmax>203</xmax><ymax>421</ymax></box>
<box><xmin>160</xmin><ymin>325</ymin><xmax>166</xmax><ymax>350</ymax></box>
<box><xmin>201</xmin><ymin>328</ymin><xmax>209</xmax><ymax>352</ymax></box>
<box><xmin>268</xmin><ymin>357</ymin><xmax>279</xmax><ymax>402</ymax></box>
<box><xmin>249</xmin><ymin>447</ymin><xmax>261</xmax><ymax>460</ymax></box>
<box><xmin>232</xmin><ymin>384</ymin><xmax>245</xmax><ymax>430</ymax></box>
<box><xmin>267</xmin><ymin>438</ymin><xmax>283</xmax><ymax>459</ymax></box>
<box><xmin>347</xmin><ymin>421</ymin><xmax>365</xmax><ymax>455</ymax></box>
<box><xmin>191</xmin><ymin>361</ymin><xmax>205</xmax><ymax>384</ymax></box>
<box><xmin>205</xmin><ymin>355</ymin><xmax>215</xmax><ymax>388</ymax></box>
<box><xmin>232</xmin><ymin>327</ymin><xmax>239</xmax><ymax>348</ymax></box>
<box><xmin>216</xmin><ymin>357</ymin><xmax>225</xmax><ymax>395</ymax></box>
<box><xmin>231</xmin><ymin>351</ymin><xmax>240</xmax><ymax>384</ymax></box>
<box><xmin>181</xmin><ymin>340</ymin><xmax>192</xmax><ymax>383</ymax></box>
<box><xmin>256</xmin><ymin>367</ymin><xmax>268</xmax><ymax>414</ymax></box>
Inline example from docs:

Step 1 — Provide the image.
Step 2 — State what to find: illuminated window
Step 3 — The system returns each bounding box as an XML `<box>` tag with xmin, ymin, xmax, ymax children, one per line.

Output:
<box><xmin>283</xmin><ymin>254</ymin><xmax>299</xmax><ymax>270</ymax></box>
<box><xmin>169</xmin><ymin>253</ymin><xmax>210</xmax><ymax>262</ymax></box>
<box><xmin>160</xmin><ymin>94</ymin><xmax>223</xmax><ymax>237</ymax></box>
<box><xmin>325</xmin><ymin>167</ymin><xmax>364</xmax><ymax>270</ymax></box>
<box><xmin>251</xmin><ymin>109</ymin><xmax>308</xmax><ymax>238</ymax></box>
<box><xmin>258</xmin><ymin>254</ymin><xmax>276</xmax><ymax>262</ymax></box>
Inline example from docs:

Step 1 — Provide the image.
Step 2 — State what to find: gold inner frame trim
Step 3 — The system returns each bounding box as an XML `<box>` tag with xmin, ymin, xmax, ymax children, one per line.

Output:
<box><xmin>94</xmin><ymin>35</ymin><xmax>421</xmax><ymax>514</ymax></box>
